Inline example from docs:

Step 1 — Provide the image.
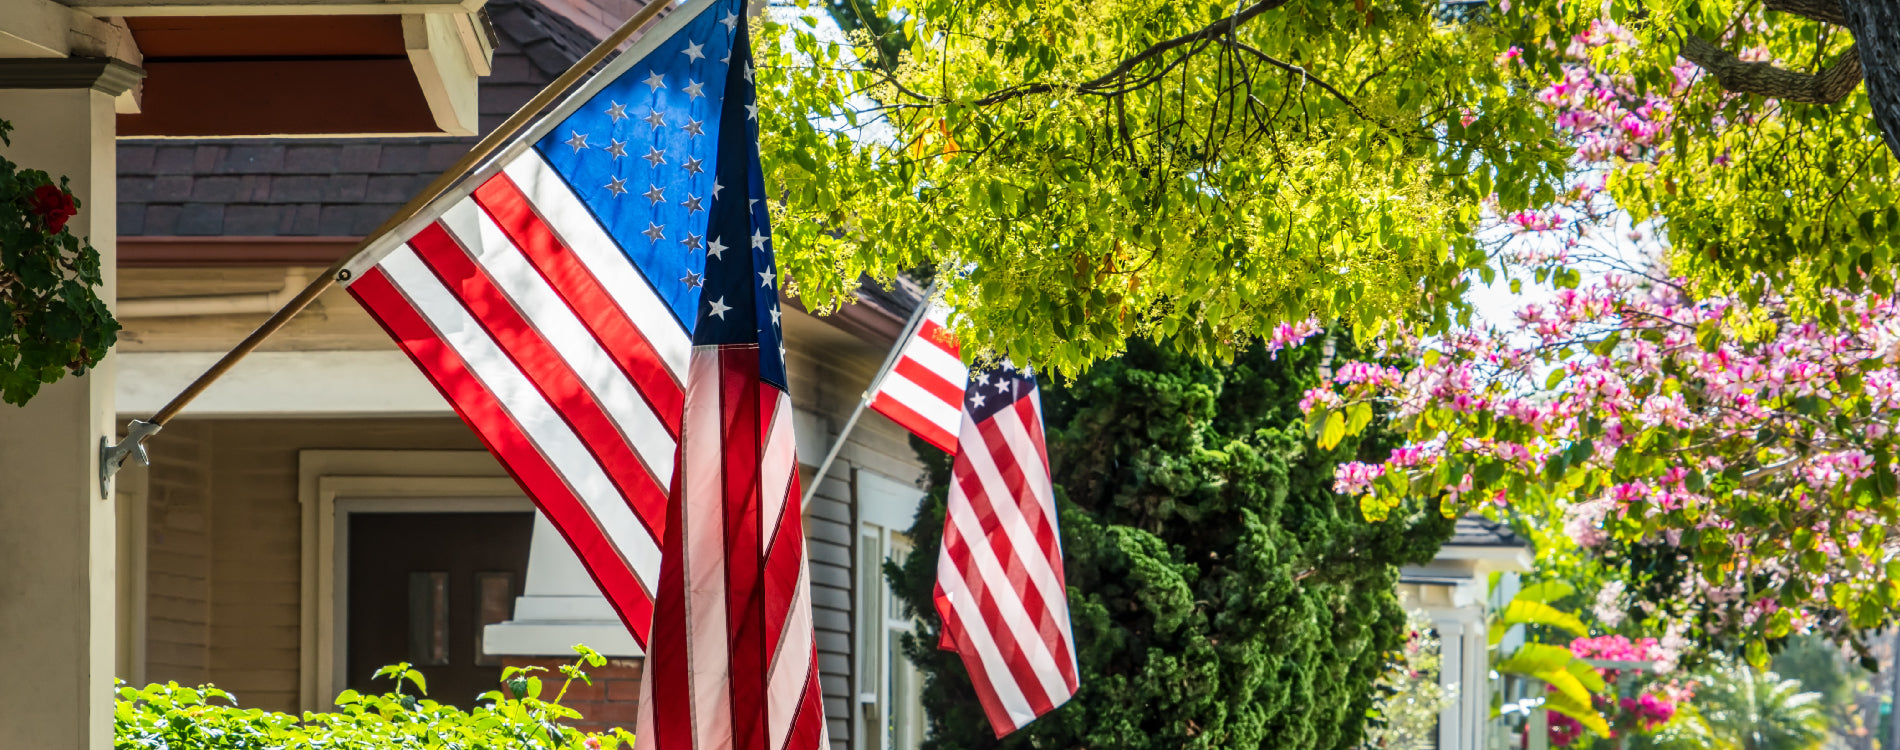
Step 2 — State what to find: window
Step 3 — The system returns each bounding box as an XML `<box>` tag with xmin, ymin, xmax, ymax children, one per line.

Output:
<box><xmin>859</xmin><ymin>526</ymin><xmax>925</xmax><ymax>750</ymax></box>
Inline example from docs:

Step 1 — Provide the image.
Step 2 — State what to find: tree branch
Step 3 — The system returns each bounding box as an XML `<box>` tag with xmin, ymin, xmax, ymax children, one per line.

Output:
<box><xmin>1680</xmin><ymin>34</ymin><xmax>1863</xmax><ymax>104</ymax></box>
<box><xmin>1764</xmin><ymin>0</ymin><xmax>1850</xmax><ymax>25</ymax></box>
<box><xmin>966</xmin><ymin>0</ymin><xmax>1293</xmax><ymax>106</ymax></box>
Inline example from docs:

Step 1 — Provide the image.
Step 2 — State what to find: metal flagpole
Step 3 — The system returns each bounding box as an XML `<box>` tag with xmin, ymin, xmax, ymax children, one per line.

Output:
<box><xmin>97</xmin><ymin>0</ymin><xmax>679</xmax><ymax>494</ymax></box>
<box><xmin>799</xmin><ymin>287</ymin><xmax>937</xmax><ymax>509</ymax></box>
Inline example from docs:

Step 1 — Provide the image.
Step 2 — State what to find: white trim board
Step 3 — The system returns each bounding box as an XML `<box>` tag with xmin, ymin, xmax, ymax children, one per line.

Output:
<box><xmin>119</xmin><ymin>350</ymin><xmax>451</xmax><ymax>418</ymax></box>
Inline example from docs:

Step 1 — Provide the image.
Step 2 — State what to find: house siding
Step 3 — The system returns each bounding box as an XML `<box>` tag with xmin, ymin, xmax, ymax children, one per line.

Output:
<box><xmin>145</xmin><ymin>426</ymin><xmax>214</xmax><ymax>685</ymax></box>
<box><xmin>140</xmin><ymin>418</ymin><xmax>485</xmax><ymax>712</ymax></box>
<box><xmin>786</xmin><ymin>326</ymin><xmax>930</xmax><ymax>750</ymax></box>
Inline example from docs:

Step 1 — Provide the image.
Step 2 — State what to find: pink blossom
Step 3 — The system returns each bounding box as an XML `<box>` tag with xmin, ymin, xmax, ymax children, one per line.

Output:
<box><xmin>1333</xmin><ymin>462</ymin><xmax>1385</xmax><ymax>495</ymax></box>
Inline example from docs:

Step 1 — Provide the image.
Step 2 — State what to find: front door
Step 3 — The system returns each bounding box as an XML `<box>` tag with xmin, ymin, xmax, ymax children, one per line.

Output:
<box><xmin>346</xmin><ymin>511</ymin><xmax>534</xmax><ymax>707</ymax></box>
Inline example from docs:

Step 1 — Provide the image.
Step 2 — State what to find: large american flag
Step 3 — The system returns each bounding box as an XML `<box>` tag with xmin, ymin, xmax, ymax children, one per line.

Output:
<box><xmin>343</xmin><ymin>2</ymin><xmax>826</xmax><ymax>746</ymax></box>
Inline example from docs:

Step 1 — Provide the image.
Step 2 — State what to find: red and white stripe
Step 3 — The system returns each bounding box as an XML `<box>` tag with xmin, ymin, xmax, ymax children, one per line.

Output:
<box><xmin>869</xmin><ymin>304</ymin><xmax>966</xmax><ymax>453</ymax></box>
<box><xmin>933</xmin><ymin>387</ymin><xmax>1080</xmax><ymax>736</ymax></box>
<box><xmin>345</xmin><ymin>150</ymin><xmax>686</xmax><ymax>645</ymax></box>
<box><xmin>634</xmin><ymin>347</ymin><xmax>829</xmax><ymax>750</ymax></box>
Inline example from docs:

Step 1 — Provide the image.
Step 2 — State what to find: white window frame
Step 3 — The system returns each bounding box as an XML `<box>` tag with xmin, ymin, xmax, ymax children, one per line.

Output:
<box><xmin>857</xmin><ymin>526</ymin><xmax>925</xmax><ymax>750</ymax></box>
<box><xmin>854</xmin><ymin>470</ymin><xmax>929</xmax><ymax>750</ymax></box>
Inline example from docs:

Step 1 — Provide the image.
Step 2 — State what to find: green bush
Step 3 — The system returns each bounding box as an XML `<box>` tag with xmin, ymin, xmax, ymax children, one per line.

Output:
<box><xmin>115</xmin><ymin>646</ymin><xmax>631</xmax><ymax>749</ymax></box>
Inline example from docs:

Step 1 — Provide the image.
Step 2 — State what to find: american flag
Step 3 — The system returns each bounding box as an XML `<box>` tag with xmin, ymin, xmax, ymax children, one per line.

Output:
<box><xmin>932</xmin><ymin>362</ymin><xmax>1079</xmax><ymax>736</ymax></box>
<box><xmin>868</xmin><ymin>303</ymin><xmax>966</xmax><ymax>453</ymax></box>
<box><xmin>343</xmin><ymin>2</ymin><xmax>826</xmax><ymax>745</ymax></box>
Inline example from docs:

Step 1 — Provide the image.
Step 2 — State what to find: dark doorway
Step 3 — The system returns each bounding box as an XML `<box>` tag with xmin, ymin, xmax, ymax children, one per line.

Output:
<box><xmin>346</xmin><ymin>511</ymin><xmax>534</xmax><ymax>708</ymax></box>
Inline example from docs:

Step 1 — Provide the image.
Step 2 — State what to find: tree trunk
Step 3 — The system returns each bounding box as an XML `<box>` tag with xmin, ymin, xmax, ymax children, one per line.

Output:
<box><xmin>1842</xmin><ymin>0</ymin><xmax>1900</xmax><ymax>158</ymax></box>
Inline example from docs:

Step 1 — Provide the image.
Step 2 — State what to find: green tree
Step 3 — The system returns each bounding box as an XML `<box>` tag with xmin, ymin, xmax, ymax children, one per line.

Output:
<box><xmin>758</xmin><ymin>0</ymin><xmax>1900</xmax><ymax>373</ymax></box>
<box><xmin>885</xmin><ymin>338</ymin><xmax>1454</xmax><ymax>749</ymax></box>
<box><xmin>1691</xmin><ymin>660</ymin><xmax>1832</xmax><ymax>750</ymax></box>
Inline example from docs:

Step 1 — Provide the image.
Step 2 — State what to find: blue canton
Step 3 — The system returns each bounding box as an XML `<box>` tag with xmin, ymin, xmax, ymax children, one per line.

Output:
<box><xmin>964</xmin><ymin>363</ymin><xmax>1037</xmax><ymax>423</ymax></box>
<box><xmin>532</xmin><ymin>0</ymin><xmax>786</xmax><ymax>389</ymax></box>
<box><xmin>534</xmin><ymin>0</ymin><xmax>739</xmax><ymax>334</ymax></box>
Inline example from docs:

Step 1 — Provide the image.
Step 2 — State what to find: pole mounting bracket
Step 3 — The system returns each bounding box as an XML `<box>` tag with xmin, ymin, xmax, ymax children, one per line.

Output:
<box><xmin>100</xmin><ymin>419</ymin><xmax>162</xmax><ymax>498</ymax></box>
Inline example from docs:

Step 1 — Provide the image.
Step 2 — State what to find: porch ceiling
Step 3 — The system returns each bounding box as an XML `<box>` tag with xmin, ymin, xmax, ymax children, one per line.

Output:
<box><xmin>1</xmin><ymin>0</ymin><xmax>493</xmax><ymax>137</ymax></box>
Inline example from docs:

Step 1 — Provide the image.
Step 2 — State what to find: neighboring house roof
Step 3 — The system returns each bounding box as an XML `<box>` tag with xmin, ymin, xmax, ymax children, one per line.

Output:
<box><xmin>1448</xmin><ymin>515</ymin><xmax>1528</xmax><ymax>548</ymax></box>
<box><xmin>116</xmin><ymin>0</ymin><xmax>598</xmax><ymax>239</ymax></box>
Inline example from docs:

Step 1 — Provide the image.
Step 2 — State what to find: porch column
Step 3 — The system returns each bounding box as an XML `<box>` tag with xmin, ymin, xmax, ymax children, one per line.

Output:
<box><xmin>0</xmin><ymin>58</ymin><xmax>141</xmax><ymax>750</ymax></box>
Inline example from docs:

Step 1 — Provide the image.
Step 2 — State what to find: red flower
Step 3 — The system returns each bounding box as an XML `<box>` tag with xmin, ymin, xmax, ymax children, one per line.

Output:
<box><xmin>28</xmin><ymin>183</ymin><xmax>76</xmax><ymax>234</ymax></box>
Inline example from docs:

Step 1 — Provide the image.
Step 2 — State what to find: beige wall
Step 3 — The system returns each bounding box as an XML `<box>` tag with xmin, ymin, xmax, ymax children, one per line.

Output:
<box><xmin>142</xmin><ymin>418</ymin><xmax>483</xmax><ymax>711</ymax></box>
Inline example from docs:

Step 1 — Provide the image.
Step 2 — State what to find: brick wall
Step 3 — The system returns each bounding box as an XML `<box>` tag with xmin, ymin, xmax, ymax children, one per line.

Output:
<box><xmin>501</xmin><ymin>656</ymin><xmax>645</xmax><ymax>734</ymax></box>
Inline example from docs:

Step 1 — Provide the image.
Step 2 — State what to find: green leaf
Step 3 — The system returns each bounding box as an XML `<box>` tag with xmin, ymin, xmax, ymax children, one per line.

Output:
<box><xmin>1514</xmin><ymin>581</ymin><xmax>1575</xmax><ymax>604</ymax></box>
<box><xmin>1542</xmin><ymin>688</ymin><xmax>1611</xmax><ymax>737</ymax></box>
<box><xmin>404</xmin><ymin>669</ymin><xmax>427</xmax><ymax>696</ymax></box>
<box><xmin>1319</xmin><ymin>411</ymin><xmax>1347</xmax><ymax>450</ymax></box>
<box><xmin>1345</xmin><ymin>402</ymin><xmax>1374</xmax><ymax>436</ymax></box>
<box><xmin>1489</xmin><ymin>599</ymin><xmax>1588</xmax><ymax>644</ymax></box>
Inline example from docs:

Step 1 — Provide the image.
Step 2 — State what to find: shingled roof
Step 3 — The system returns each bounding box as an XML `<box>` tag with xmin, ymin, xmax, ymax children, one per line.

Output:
<box><xmin>1449</xmin><ymin>515</ymin><xmax>1529</xmax><ymax>548</ymax></box>
<box><xmin>116</xmin><ymin>0</ymin><xmax>600</xmax><ymax>238</ymax></box>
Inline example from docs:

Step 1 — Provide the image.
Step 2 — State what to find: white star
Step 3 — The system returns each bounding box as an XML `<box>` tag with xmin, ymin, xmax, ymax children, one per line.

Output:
<box><xmin>564</xmin><ymin>131</ymin><xmax>589</xmax><ymax>152</ymax></box>
<box><xmin>993</xmin><ymin>376</ymin><xmax>1008</xmax><ymax>392</ymax></box>
<box><xmin>751</xmin><ymin>230</ymin><xmax>767</xmax><ymax>250</ymax></box>
<box><xmin>970</xmin><ymin>392</ymin><xmax>987</xmax><ymax>409</ymax></box>
<box><xmin>758</xmin><ymin>268</ymin><xmax>775</xmax><ymax>288</ymax></box>
<box><xmin>707</xmin><ymin>236</ymin><xmax>727</xmax><ymax>259</ymax></box>
<box><xmin>681</xmin><ymin>156</ymin><xmax>704</xmax><ymax>175</ymax></box>
<box><xmin>680</xmin><ymin>194</ymin><xmax>704</xmax><ymax>213</ymax></box>
<box><xmin>681</xmin><ymin>118</ymin><xmax>705</xmax><ymax>137</ymax></box>
<box><xmin>711</xmin><ymin>179</ymin><xmax>724</xmax><ymax>199</ymax></box>
<box><xmin>606</xmin><ymin>101</ymin><xmax>628</xmax><ymax>121</ymax></box>
<box><xmin>718</xmin><ymin>10</ymin><xmax>738</xmax><ymax>30</ymax></box>
<box><xmin>683</xmin><ymin>80</ymin><xmax>706</xmax><ymax>100</ymax></box>
<box><xmin>682</xmin><ymin>41</ymin><xmax>705</xmax><ymax>62</ymax></box>
<box><xmin>745</xmin><ymin>102</ymin><xmax>758</xmax><ymax>120</ymax></box>
<box><xmin>708</xmin><ymin>297</ymin><xmax>731</xmax><ymax>319</ymax></box>
<box><xmin>604</xmin><ymin>176</ymin><xmax>627</xmax><ymax>196</ymax></box>
<box><xmin>748</xmin><ymin>198</ymin><xmax>758</xmax><ymax>211</ymax></box>
<box><xmin>644</xmin><ymin>110</ymin><xmax>666</xmax><ymax>129</ymax></box>
<box><xmin>681</xmin><ymin>232</ymin><xmax>703</xmax><ymax>252</ymax></box>
<box><xmin>643</xmin><ymin>71</ymin><xmax>666</xmax><ymax>91</ymax></box>
<box><xmin>643</xmin><ymin>185</ymin><xmax>665</xmax><ymax>203</ymax></box>
<box><xmin>680</xmin><ymin>270</ymin><xmax>703</xmax><ymax>288</ymax></box>
<box><xmin>642</xmin><ymin>222</ymin><xmax>665</xmax><ymax>242</ymax></box>
<box><xmin>743</xmin><ymin>62</ymin><xmax>754</xmax><ymax>83</ymax></box>
<box><xmin>770</xmin><ymin>305</ymin><xmax>782</xmax><ymax>327</ymax></box>
<box><xmin>721</xmin><ymin>51</ymin><xmax>731</xmax><ymax>65</ymax></box>
<box><xmin>643</xmin><ymin>147</ymin><xmax>667</xmax><ymax>168</ymax></box>
<box><xmin>605</xmin><ymin>140</ymin><xmax>627</xmax><ymax>159</ymax></box>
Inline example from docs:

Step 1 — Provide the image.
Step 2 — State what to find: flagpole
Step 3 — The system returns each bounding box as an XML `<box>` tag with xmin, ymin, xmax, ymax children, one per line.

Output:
<box><xmin>98</xmin><ymin>0</ymin><xmax>680</xmax><ymax>491</ymax></box>
<box><xmin>799</xmin><ymin>287</ymin><xmax>937</xmax><ymax>509</ymax></box>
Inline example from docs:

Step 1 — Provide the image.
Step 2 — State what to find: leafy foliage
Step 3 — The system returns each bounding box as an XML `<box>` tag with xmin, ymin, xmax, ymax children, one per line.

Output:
<box><xmin>0</xmin><ymin>118</ymin><xmax>118</xmax><ymax>406</ymax></box>
<box><xmin>1683</xmin><ymin>658</ymin><xmax>1831</xmax><ymax>750</ymax></box>
<box><xmin>886</xmin><ymin>337</ymin><xmax>1454</xmax><ymax>749</ymax></box>
<box><xmin>114</xmin><ymin>646</ymin><xmax>631</xmax><ymax>750</ymax></box>
<box><xmin>759</xmin><ymin>0</ymin><xmax>1571</xmax><ymax>373</ymax></box>
<box><xmin>759</xmin><ymin>0</ymin><xmax>1899</xmax><ymax>376</ymax></box>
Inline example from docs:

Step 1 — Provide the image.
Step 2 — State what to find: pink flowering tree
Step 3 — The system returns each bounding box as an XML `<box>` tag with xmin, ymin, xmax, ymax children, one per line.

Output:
<box><xmin>1291</xmin><ymin>7</ymin><xmax>1900</xmax><ymax>670</ymax></box>
<box><xmin>1307</xmin><ymin>261</ymin><xmax>1900</xmax><ymax>661</ymax></box>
